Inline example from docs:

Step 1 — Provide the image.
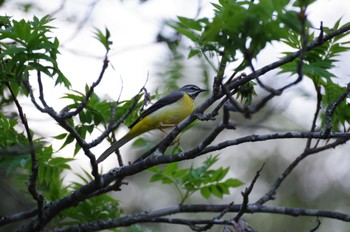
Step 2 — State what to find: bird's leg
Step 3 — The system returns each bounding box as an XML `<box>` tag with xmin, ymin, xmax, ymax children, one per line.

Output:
<box><xmin>159</xmin><ymin>128</ymin><xmax>168</xmax><ymax>134</ymax></box>
<box><xmin>159</xmin><ymin>122</ymin><xmax>176</xmax><ymax>128</ymax></box>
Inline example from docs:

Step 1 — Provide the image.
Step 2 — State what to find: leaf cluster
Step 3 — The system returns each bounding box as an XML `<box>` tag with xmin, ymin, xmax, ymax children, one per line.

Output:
<box><xmin>280</xmin><ymin>18</ymin><xmax>350</xmax><ymax>131</ymax></box>
<box><xmin>0</xmin><ymin>114</ymin><xmax>72</xmax><ymax>202</ymax></box>
<box><xmin>149</xmin><ymin>155</ymin><xmax>243</xmax><ymax>204</ymax></box>
<box><xmin>0</xmin><ymin>15</ymin><xmax>70</xmax><ymax>89</ymax></box>
<box><xmin>168</xmin><ymin>0</ymin><xmax>315</xmax><ymax>105</ymax></box>
<box><xmin>0</xmin><ymin>111</ymin><xmax>30</xmax><ymax>166</ymax></box>
<box><xmin>56</xmin><ymin>170</ymin><xmax>120</xmax><ymax>228</ymax></box>
<box><xmin>170</xmin><ymin>0</ymin><xmax>306</xmax><ymax>69</ymax></box>
<box><xmin>94</xmin><ymin>27</ymin><xmax>113</xmax><ymax>53</ymax></box>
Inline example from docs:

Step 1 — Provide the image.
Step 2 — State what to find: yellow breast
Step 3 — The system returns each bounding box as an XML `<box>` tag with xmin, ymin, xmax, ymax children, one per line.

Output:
<box><xmin>128</xmin><ymin>93</ymin><xmax>194</xmax><ymax>137</ymax></box>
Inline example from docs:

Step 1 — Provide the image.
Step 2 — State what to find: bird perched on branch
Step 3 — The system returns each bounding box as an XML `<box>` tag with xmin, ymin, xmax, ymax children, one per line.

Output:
<box><xmin>97</xmin><ymin>84</ymin><xmax>207</xmax><ymax>163</ymax></box>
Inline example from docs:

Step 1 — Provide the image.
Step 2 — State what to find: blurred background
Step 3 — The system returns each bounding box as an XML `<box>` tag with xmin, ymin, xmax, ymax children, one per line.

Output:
<box><xmin>1</xmin><ymin>0</ymin><xmax>350</xmax><ymax>231</ymax></box>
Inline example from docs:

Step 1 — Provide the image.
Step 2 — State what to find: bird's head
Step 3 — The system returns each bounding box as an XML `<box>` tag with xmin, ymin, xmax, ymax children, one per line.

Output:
<box><xmin>179</xmin><ymin>84</ymin><xmax>207</xmax><ymax>99</ymax></box>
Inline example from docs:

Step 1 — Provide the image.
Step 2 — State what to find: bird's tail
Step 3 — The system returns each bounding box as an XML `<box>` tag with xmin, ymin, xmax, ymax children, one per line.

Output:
<box><xmin>97</xmin><ymin>133</ymin><xmax>134</xmax><ymax>163</ymax></box>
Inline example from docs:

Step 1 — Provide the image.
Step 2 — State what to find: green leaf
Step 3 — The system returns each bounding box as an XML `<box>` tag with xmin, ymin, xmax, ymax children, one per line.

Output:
<box><xmin>184</xmin><ymin>182</ymin><xmax>195</xmax><ymax>191</ymax></box>
<box><xmin>200</xmin><ymin>186</ymin><xmax>211</xmax><ymax>199</ymax></box>
<box><xmin>164</xmin><ymin>162</ymin><xmax>179</xmax><ymax>175</ymax></box>
<box><xmin>177</xmin><ymin>16</ymin><xmax>202</xmax><ymax>31</ymax></box>
<box><xmin>210</xmin><ymin>167</ymin><xmax>229</xmax><ymax>182</ymax></box>
<box><xmin>161</xmin><ymin>176</ymin><xmax>173</xmax><ymax>184</ymax></box>
<box><xmin>217</xmin><ymin>182</ymin><xmax>230</xmax><ymax>194</ymax></box>
<box><xmin>188</xmin><ymin>49</ymin><xmax>200</xmax><ymax>58</ymax></box>
<box><xmin>94</xmin><ymin>27</ymin><xmax>112</xmax><ymax>52</ymax></box>
<box><xmin>148</xmin><ymin>166</ymin><xmax>160</xmax><ymax>173</ymax></box>
<box><xmin>149</xmin><ymin>173</ymin><xmax>164</xmax><ymax>182</ymax></box>
<box><xmin>55</xmin><ymin>71</ymin><xmax>71</xmax><ymax>88</ymax></box>
<box><xmin>171</xmin><ymin>25</ymin><xmax>199</xmax><ymax>42</ymax></box>
<box><xmin>73</xmin><ymin>143</ymin><xmax>81</xmax><ymax>156</ymax></box>
<box><xmin>48</xmin><ymin>157</ymin><xmax>74</xmax><ymax>167</ymax></box>
<box><xmin>172</xmin><ymin>169</ymin><xmax>188</xmax><ymax>178</ymax></box>
<box><xmin>224</xmin><ymin>178</ymin><xmax>244</xmax><ymax>188</ymax></box>
<box><xmin>147</xmin><ymin>155</ymin><xmax>242</xmax><ymax>203</ymax></box>
<box><xmin>209</xmin><ymin>184</ymin><xmax>223</xmax><ymax>198</ymax></box>
<box><xmin>59</xmin><ymin>133</ymin><xmax>74</xmax><ymax>150</ymax></box>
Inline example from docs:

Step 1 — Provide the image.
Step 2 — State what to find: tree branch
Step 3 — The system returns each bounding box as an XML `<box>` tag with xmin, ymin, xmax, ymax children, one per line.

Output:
<box><xmin>47</xmin><ymin>203</ymin><xmax>350</xmax><ymax>231</ymax></box>
<box><xmin>0</xmin><ymin>209</ymin><xmax>37</xmax><ymax>226</ymax></box>
<box><xmin>234</xmin><ymin>164</ymin><xmax>264</xmax><ymax>222</ymax></box>
<box><xmin>256</xmin><ymin>137</ymin><xmax>350</xmax><ymax>205</ymax></box>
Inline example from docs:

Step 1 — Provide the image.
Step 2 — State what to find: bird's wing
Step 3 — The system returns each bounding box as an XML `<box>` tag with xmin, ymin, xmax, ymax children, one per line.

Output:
<box><xmin>128</xmin><ymin>90</ymin><xmax>183</xmax><ymax>129</ymax></box>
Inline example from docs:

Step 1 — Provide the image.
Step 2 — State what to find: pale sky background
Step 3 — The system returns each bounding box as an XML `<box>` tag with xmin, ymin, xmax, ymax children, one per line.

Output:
<box><xmin>2</xmin><ymin>1</ymin><xmax>350</xmax><ymax>231</ymax></box>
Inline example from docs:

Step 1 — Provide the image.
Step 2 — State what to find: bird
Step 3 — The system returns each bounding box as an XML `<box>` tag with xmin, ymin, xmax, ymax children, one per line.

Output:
<box><xmin>97</xmin><ymin>84</ymin><xmax>207</xmax><ymax>163</ymax></box>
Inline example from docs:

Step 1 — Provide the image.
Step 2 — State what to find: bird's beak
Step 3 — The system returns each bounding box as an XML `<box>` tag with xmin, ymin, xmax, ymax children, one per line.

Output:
<box><xmin>200</xmin><ymin>88</ymin><xmax>208</xmax><ymax>92</ymax></box>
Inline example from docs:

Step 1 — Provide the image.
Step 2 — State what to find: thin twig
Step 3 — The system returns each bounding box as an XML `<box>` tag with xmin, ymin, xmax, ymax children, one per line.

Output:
<box><xmin>49</xmin><ymin>0</ymin><xmax>67</xmax><ymax>16</ymax></box>
<box><xmin>255</xmin><ymin>137</ymin><xmax>350</xmax><ymax>205</ymax></box>
<box><xmin>243</xmin><ymin>43</ymin><xmax>281</xmax><ymax>96</ymax></box>
<box><xmin>108</xmin><ymin>101</ymin><xmax>124</xmax><ymax>166</ymax></box>
<box><xmin>309</xmin><ymin>217</ymin><xmax>321</xmax><ymax>232</ymax></box>
<box><xmin>221</xmin><ymin>82</ymin><xmax>244</xmax><ymax>113</ymax></box>
<box><xmin>323</xmin><ymin>82</ymin><xmax>350</xmax><ymax>136</ymax></box>
<box><xmin>0</xmin><ymin>208</ymin><xmax>37</xmax><ymax>226</ymax></box>
<box><xmin>234</xmin><ymin>164</ymin><xmax>265</xmax><ymax>222</ymax></box>
<box><xmin>21</xmin><ymin>77</ymin><xmax>47</xmax><ymax>113</ymax></box>
<box><xmin>192</xmin><ymin>201</ymin><xmax>236</xmax><ymax>231</ymax></box>
<box><xmin>305</xmin><ymin>82</ymin><xmax>322</xmax><ymax>149</ymax></box>
<box><xmin>62</xmin><ymin>0</ymin><xmax>102</xmax><ymax>44</ymax></box>
<box><xmin>87</xmin><ymin>88</ymin><xmax>144</xmax><ymax>149</ymax></box>
<box><xmin>213</xmin><ymin>47</ymin><xmax>228</xmax><ymax>97</ymax></box>
<box><xmin>60</xmin><ymin>56</ymin><xmax>109</xmax><ymax>119</ymax></box>
<box><xmin>37</xmin><ymin>71</ymin><xmax>50</xmax><ymax>109</ymax></box>
<box><xmin>6</xmin><ymin>83</ymin><xmax>44</xmax><ymax>220</ymax></box>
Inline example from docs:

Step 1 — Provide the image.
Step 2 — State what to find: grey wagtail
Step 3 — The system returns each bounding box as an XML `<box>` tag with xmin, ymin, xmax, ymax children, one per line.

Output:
<box><xmin>97</xmin><ymin>84</ymin><xmax>207</xmax><ymax>163</ymax></box>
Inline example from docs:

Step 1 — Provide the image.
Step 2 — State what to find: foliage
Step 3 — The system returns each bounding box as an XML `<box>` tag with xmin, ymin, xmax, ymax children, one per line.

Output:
<box><xmin>0</xmin><ymin>15</ymin><xmax>121</xmax><ymax>227</ymax></box>
<box><xmin>0</xmin><ymin>111</ymin><xmax>30</xmax><ymax>170</ymax></box>
<box><xmin>94</xmin><ymin>27</ymin><xmax>112</xmax><ymax>53</ymax></box>
<box><xmin>0</xmin><ymin>15</ymin><xmax>70</xmax><ymax>89</ymax></box>
<box><xmin>280</xmin><ymin>18</ymin><xmax>350</xmax><ymax>130</ymax></box>
<box><xmin>149</xmin><ymin>155</ymin><xmax>243</xmax><ymax>204</ymax></box>
<box><xmin>170</xmin><ymin>0</ymin><xmax>298</xmax><ymax>69</ymax></box>
<box><xmin>0</xmin><ymin>112</ymin><xmax>71</xmax><ymax>202</ymax></box>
